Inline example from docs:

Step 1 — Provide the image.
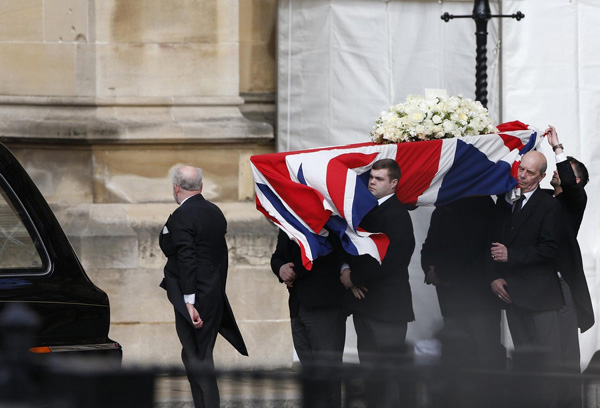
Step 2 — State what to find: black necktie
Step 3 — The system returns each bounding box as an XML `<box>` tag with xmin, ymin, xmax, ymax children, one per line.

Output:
<box><xmin>512</xmin><ymin>195</ymin><xmax>525</xmax><ymax>218</ymax></box>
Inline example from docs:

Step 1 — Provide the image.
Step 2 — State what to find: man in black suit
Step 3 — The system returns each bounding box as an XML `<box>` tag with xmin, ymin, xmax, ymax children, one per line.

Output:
<box><xmin>489</xmin><ymin>151</ymin><xmax>563</xmax><ymax>368</ymax></box>
<box><xmin>545</xmin><ymin>125</ymin><xmax>594</xmax><ymax>407</ymax></box>
<box><xmin>340</xmin><ymin>158</ymin><xmax>415</xmax><ymax>407</ymax></box>
<box><xmin>159</xmin><ymin>165</ymin><xmax>247</xmax><ymax>408</ymax></box>
<box><xmin>271</xmin><ymin>230</ymin><xmax>346</xmax><ymax>407</ymax></box>
<box><xmin>421</xmin><ymin>196</ymin><xmax>504</xmax><ymax>369</ymax></box>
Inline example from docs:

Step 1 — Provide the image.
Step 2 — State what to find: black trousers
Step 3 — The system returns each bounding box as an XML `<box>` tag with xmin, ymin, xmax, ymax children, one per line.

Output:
<box><xmin>506</xmin><ymin>305</ymin><xmax>561</xmax><ymax>367</ymax></box>
<box><xmin>506</xmin><ymin>304</ymin><xmax>561</xmax><ymax>408</ymax></box>
<box><xmin>353</xmin><ymin>314</ymin><xmax>408</xmax><ymax>408</ymax></box>
<box><xmin>174</xmin><ymin>306</ymin><xmax>223</xmax><ymax>408</ymax></box>
<box><xmin>292</xmin><ymin>304</ymin><xmax>346</xmax><ymax>363</ymax></box>
<box><xmin>442</xmin><ymin>308</ymin><xmax>505</xmax><ymax>369</ymax></box>
<box><xmin>291</xmin><ymin>304</ymin><xmax>346</xmax><ymax>408</ymax></box>
<box><xmin>557</xmin><ymin>278</ymin><xmax>582</xmax><ymax>408</ymax></box>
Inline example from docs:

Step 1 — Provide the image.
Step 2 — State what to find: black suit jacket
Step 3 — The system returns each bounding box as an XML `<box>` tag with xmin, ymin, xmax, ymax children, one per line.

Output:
<box><xmin>421</xmin><ymin>196</ymin><xmax>501</xmax><ymax>316</ymax></box>
<box><xmin>159</xmin><ymin>194</ymin><xmax>247</xmax><ymax>356</ymax></box>
<box><xmin>270</xmin><ymin>229</ymin><xmax>345</xmax><ymax>318</ymax></box>
<box><xmin>545</xmin><ymin>160</ymin><xmax>594</xmax><ymax>332</ymax></box>
<box><xmin>488</xmin><ymin>188</ymin><xmax>563</xmax><ymax>311</ymax></box>
<box><xmin>345</xmin><ymin>195</ymin><xmax>415</xmax><ymax>323</ymax></box>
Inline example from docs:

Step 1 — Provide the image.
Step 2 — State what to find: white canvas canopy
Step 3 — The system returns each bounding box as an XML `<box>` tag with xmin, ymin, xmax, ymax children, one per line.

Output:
<box><xmin>277</xmin><ymin>0</ymin><xmax>600</xmax><ymax>369</ymax></box>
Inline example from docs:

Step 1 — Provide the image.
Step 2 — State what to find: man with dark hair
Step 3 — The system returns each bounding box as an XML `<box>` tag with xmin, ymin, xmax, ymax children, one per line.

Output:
<box><xmin>340</xmin><ymin>158</ymin><xmax>415</xmax><ymax>407</ymax></box>
<box><xmin>371</xmin><ymin>157</ymin><xmax>401</xmax><ymax>181</ymax></box>
<box><xmin>159</xmin><ymin>165</ymin><xmax>247</xmax><ymax>408</ymax></box>
<box><xmin>545</xmin><ymin>125</ymin><xmax>594</xmax><ymax>408</ymax></box>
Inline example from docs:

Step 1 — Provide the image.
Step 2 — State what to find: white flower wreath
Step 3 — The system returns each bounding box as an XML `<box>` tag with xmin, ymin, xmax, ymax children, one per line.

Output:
<box><xmin>370</xmin><ymin>94</ymin><xmax>498</xmax><ymax>144</ymax></box>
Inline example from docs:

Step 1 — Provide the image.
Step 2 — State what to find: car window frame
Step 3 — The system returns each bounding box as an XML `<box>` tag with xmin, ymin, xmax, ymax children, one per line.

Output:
<box><xmin>0</xmin><ymin>174</ymin><xmax>52</xmax><ymax>277</ymax></box>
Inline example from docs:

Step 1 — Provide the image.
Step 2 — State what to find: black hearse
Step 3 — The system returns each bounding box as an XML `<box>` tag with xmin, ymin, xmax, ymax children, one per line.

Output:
<box><xmin>0</xmin><ymin>143</ymin><xmax>121</xmax><ymax>361</ymax></box>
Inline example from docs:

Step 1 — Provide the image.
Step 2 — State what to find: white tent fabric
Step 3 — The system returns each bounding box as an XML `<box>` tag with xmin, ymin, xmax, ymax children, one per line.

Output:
<box><xmin>278</xmin><ymin>0</ymin><xmax>501</xmax><ymax>152</ymax></box>
<box><xmin>277</xmin><ymin>0</ymin><xmax>600</xmax><ymax>369</ymax></box>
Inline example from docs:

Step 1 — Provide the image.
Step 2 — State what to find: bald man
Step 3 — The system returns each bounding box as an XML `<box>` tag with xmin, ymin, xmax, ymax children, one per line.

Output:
<box><xmin>159</xmin><ymin>165</ymin><xmax>247</xmax><ymax>408</ymax></box>
<box><xmin>488</xmin><ymin>151</ymin><xmax>563</xmax><ymax>370</ymax></box>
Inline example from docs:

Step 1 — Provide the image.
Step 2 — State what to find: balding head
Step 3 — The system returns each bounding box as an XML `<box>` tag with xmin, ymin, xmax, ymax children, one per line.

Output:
<box><xmin>172</xmin><ymin>165</ymin><xmax>203</xmax><ymax>204</ymax></box>
<box><xmin>517</xmin><ymin>151</ymin><xmax>547</xmax><ymax>193</ymax></box>
<box><xmin>173</xmin><ymin>166</ymin><xmax>203</xmax><ymax>190</ymax></box>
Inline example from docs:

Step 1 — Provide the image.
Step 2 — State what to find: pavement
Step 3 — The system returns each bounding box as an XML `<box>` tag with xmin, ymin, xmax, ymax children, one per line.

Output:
<box><xmin>154</xmin><ymin>374</ymin><xmax>302</xmax><ymax>408</ymax></box>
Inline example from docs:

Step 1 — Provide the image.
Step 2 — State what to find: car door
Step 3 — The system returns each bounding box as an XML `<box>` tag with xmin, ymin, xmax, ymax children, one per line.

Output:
<box><xmin>0</xmin><ymin>143</ymin><xmax>121</xmax><ymax>359</ymax></box>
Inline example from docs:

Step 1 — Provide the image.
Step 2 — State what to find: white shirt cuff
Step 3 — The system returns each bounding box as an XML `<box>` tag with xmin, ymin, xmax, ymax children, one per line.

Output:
<box><xmin>555</xmin><ymin>152</ymin><xmax>567</xmax><ymax>163</ymax></box>
<box><xmin>341</xmin><ymin>263</ymin><xmax>350</xmax><ymax>274</ymax></box>
<box><xmin>184</xmin><ymin>294</ymin><xmax>195</xmax><ymax>304</ymax></box>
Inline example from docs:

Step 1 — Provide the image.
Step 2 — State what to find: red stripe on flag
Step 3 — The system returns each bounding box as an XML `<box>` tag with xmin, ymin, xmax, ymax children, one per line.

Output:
<box><xmin>510</xmin><ymin>160</ymin><xmax>521</xmax><ymax>187</ymax></box>
<box><xmin>370</xmin><ymin>232</ymin><xmax>390</xmax><ymax>261</ymax></box>
<box><xmin>498</xmin><ymin>133</ymin><xmax>525</xmax><ymax>152</ymax></box>
<box><xmin>497</xmin><ymin>121</ymin><xmax>530</xmax><ymax>152</ymax></box>
<box><xmin>497</xmin><ymin>121</ymin><xmax>529</xmax><ymax>132</ymax></box>
<box><xmin>252</xmin><ymin>154</ymin><xmax>331</xmax><ymax>233</ymax></box>
<box><xmin>395</xmin><ymin>140</ymin><xmax>443</xmax><ymax>205</ymax></box>
<box><xmin>255</xmin><ymin>195</ymin><xmax>314</xmax><ymax>270</ymax></box>
<box><xmin>326</xmin><ymin>152</ymin><xmax>379</xmax><ymax>218</ymax></box>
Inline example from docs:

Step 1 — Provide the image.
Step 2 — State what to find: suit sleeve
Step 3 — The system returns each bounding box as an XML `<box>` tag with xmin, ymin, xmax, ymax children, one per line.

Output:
<box><xmin>487</xmin><ymin>199</ymin><xmax>508</xmax><ymax>283</ymax></box>
<box><xmin>557</xmin><ymin>160</ymin><xmax>587</xmax><ymax>215</ymax></box>
<box><xmin>271</xmin><ymin>229</ymin><xmax>291</xmax><ymax>282</ymax></box>
<box><xmin>169</xmin><ymin>210</ymin><xmax>199</xmax><ymax>295</ymax></box>
<box><xmin>350</xmin><ymin>206</ymin><xmax>414</xmax><ymax>288</ymax></box>
<box><xmin>220</xmin><ymin>226</ymin><xmax>229</xmax><ymax>281</ymax></box>
<box><xmin>421</xmin><ymin>207</ymin><xmax>442</xmax><ymax>274</ymax></box>
<box><xmin>507</xmin><ymin>197</ymin><xmax>561</xmax><ymax>268</ymax></box>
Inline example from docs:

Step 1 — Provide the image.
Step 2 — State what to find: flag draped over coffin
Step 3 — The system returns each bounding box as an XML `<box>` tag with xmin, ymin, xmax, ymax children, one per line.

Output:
<box><xmin>251</xmin><ymin>121</ymin><xmax>542</xmax><ymax>270</ymax></box>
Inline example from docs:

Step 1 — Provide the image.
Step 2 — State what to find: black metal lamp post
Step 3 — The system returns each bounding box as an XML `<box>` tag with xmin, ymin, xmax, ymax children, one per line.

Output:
<box><xmin>441</xmin><ymin>0</ymin><xmax>524</xmax><ymax>108</ymax></box>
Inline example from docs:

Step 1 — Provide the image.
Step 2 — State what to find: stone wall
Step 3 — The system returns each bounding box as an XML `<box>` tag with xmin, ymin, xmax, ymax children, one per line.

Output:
<box><xmin>51</xmin><ymin>201</ymin><xmax>291</xmax><ymax>369</ymax></box>
<box><xmin>6</xmin><ymin>141</ymin><xmax>273</xmax><ymax>204</ymax></box>
<box><xmin>0</xmin><ymin>0</ymin><xmax>284</xmax><ymax>369</ymax></box>
<box><xmin>0</xmin><ymin>0</ymin><xmax>241</xmax><ymax>98</ymax></box>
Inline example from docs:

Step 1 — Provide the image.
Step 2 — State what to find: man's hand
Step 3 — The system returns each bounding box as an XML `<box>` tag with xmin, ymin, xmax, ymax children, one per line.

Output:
<box><xmin>350</xmin><ymin>286</ymin><xmax>368</xmax><ymax>300</ymax></box>
<box><xmin>544</xmin><ymin>125</ymin><xmax>563</xmax><ymax>154</ymax></box>
<box><xmin>490</xmin><ymin>242</ymin><xmax>508</xmax><ymax>263</ymax></box>
<box><xmin>279</xmin><ymin>262</ymin><xmax>297</xmax><ymax>287</ymax></box>
<box><xmin>424</xmin><ymin>266</ymin><xmax>443</xmax><ymax>286</ymax></box>
<box><xmin>491</xmin><ymin>278</ymin><xmax>511</xmax><ymax>304</ymax></box>
<box><xmin>186</xmin><ymin>303</ymin><xmax>203</xmax><ymax>329</ymax></box>
<box><xmin>340</xmin><ymin>267</ymin><xmax>353</xmax><ymax>289</ymax></box>
<box><xmin>544</xmin><ymin>125</ymin><xmax>559</xmax><ymax>146</ymax></box>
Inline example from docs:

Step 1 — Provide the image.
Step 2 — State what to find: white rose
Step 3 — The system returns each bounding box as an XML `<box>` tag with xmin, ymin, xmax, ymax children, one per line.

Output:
<box><xmin>425</xmin><ymin>98</ymin><xmax>438</xmax><ymax>109</ymax></box>
<box><xmin>443</xmin><ymin>120</ymin><xmax>457</xmax><ymax>132</ymax></box>
<box><xmin>408</xmin><ymin>109</ymin><xmax>426</xmax><ymax>123</ymax></box>
<box><xmin>381</xmin><ymin>111</ymin><xmax>394</xmax><ymax>122</ymax></box>
<box><xmin>470</xmin><ymin>118</ymin><xmax>482</xmax><ymax>130</ymax></box>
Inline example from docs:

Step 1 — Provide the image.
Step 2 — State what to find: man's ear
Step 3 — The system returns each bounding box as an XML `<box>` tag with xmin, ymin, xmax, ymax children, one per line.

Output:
<box><xmin>200</xmin><ymin>182</ymin><xmax>204</xmax><ymax>192</ymax></box>
<box><xmin>576</xmin><ymin>177</ymin><xmax>581</xmax><ymax>185</ymax></box>
<box><xmin>391</xmin><ymin>178</ymin><xmax>399</xmax><ymax>190</ymax></box>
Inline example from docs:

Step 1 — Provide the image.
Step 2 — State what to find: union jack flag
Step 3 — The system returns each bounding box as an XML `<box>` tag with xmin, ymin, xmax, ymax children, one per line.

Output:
<box><xmin>251</xmin><ymin>121</ymin><xmax>541</xmax><ymax>269</ymax></box>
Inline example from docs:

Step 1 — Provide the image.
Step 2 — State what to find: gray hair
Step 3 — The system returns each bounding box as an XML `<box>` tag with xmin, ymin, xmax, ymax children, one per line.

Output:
<box><xmin>172</xmin><ymin>166</ymin><xmax>203</xmax><ymax>191</ymax></box>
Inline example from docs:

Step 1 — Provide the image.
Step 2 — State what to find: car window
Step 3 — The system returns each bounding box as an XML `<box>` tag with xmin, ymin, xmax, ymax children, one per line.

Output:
<box><xmin>0</xmin><ymin>177</ymin><xmax>49</xmax><ymax>275</ymax></box>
